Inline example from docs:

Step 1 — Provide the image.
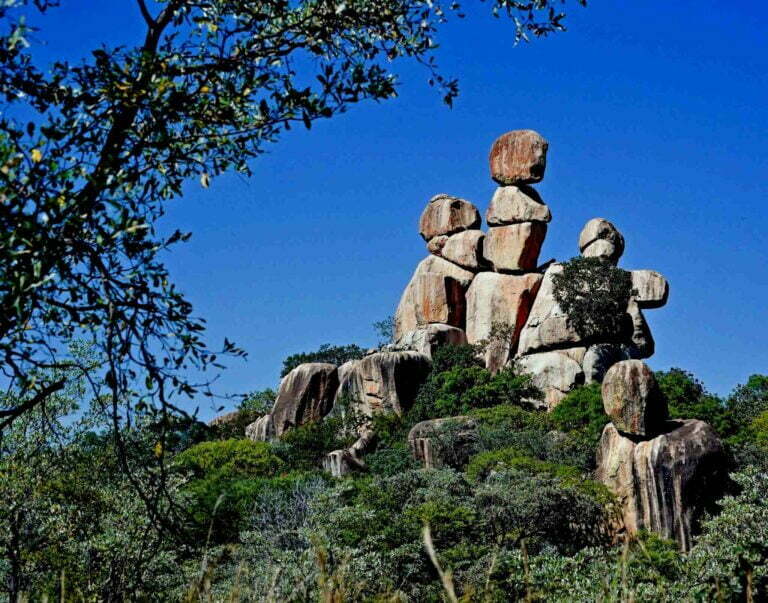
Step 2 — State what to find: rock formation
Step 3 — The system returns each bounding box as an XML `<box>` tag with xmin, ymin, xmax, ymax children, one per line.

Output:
<box><xmin>595</xmin><ymin>360</ymin><xmax>725</xmax><ymax>550</ymax></box>
<box><xmin>408</xmin><ymin>416</ymin><xmax>479</xmax><ymax>469</ymax></box>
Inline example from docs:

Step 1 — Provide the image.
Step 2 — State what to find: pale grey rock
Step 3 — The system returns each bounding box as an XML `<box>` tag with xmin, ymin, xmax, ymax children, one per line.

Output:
<box><xmin>408</xmin><ymin>417</ymin><xmax>479</xmax><ymax>469</ymax></box>
<box><xmin>582</xmin><ymin>239</ymin><xmax>622</xmax><ymax>264</ymax></box>
<box><xmin>602</xmin><ymin>360</ymin><xmax>667</xmax><ymax>437</ymax></box>
<box><xmin>428</xmin><ymin>230</ymin><xmax>486</xmax><ymax>271</ymax></box>
<box><xmin>515</xmin><ymin>351</ymin><xmax>584</xmax><ymax>410</ymax></box>
<box><xmin>465</xmin><ymin>272</ymin><xmax>543</xmax><ymax>372</ymax></box>
<box><xmin>245</xmin><ymin>414</ymin><xmax>275</xmax><ymax>442</ymax></box>
<box><xmin>578</xmin><ymin>218</ymin><xmax>625</xmax><ymax>263</ymax></box>
<box><xmin>419</xmin><ymin>194</ymin><xmax>481</xmax><ymax>242</ymax></box>
<box><xmin>270</xmin><ymin>363</ymin><xmax>339</xmax><ymax>437</ymax></box>
<box><xmin>631</xmin><ymin>270</ymin><xmax>669</xmax><ymax>309</ymax></box>
<box><xmin>489</xmin><ymin>130</ymin><xmax>548</xmax><ymax>185</ymax></box>
<box><xmin>395</xmin><ymin>324</ymin><xmax>467</xmax><ymax>359</ymax></box>
<box><xmin>394</xmin><ymin>256</ymin><xmax>475</xmax><ymax>340</ymax></box>
<box><xmin>483</xmin><ymin>222</ymin><xmax>547</xmax><ymax>272</ymax></box>
<box><xmin>596</xmin><ymin>420</ymin><xmax>725</xmax><ymax>551</ymax></box>
<box><xmin>517</xmin><ymin>263</ymin><xmax>581</xmax><ymax>355</ymax></box>
<box><xmin>627</xmin><ymin>299</ymin><xmax>655</xmax><ymax>359</ymax></box>
<box><xmin>486</xmin><ymin>185</ymin><xmax>551</xmax><ymax>225</ymax></box>
<box><xmin>323</xmin><ymin>427</ymin><xmax>376</xmax><ymax>477</ymax></box>
<box><xmin>583</xmin><ymin>343</ymin><xmax>632</xmax><ymax>384</ymax></box>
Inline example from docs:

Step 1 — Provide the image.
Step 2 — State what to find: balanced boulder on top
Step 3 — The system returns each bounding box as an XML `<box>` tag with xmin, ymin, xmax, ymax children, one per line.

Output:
<box><xmin>419</xmin><ymin>194</ymin><xmax>481</xmax><ymax>242</ymax></box>
<box><xmin>579</xmin><ymin>218</ymin><xmax>625</xmax><ymax>264</ymax></box>
<box><xmin>489</xmin><ymin>129</ymin><xmax>548</xmax><ymax>185</ymax></box>
<box><xmin>601</xmin><ymin>359</ymin><xmax>668</xmax><ymax>437</ymax></box>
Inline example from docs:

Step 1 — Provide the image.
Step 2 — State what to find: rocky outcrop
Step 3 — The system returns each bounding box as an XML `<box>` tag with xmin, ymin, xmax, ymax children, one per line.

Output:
<box><xmin>515</xmin><ymin>350</ymin><xmax>584</xmax><ymax>409</ymax></box>
<box><xmin>394</xmin><ymin>255</ymin><xmax>474</xmax><ymax>340</ymax></box>
<box><xmin>419</xmin><ymin>194</ymin><xmax>481</xmax><ymax>241</ymax></box>
<box><xmin>268</xmin><ymin>363</ymin><xmax>339</xmax><ymax>438</ymax></box>
<box><xmin>427</xmin><ymin>230</ymin><xmax>486</xmax><ymax>271</ymax></box>
<box><xmin>323</xmin><ymin>427</ymin><xmax>377</xmax><ymax>477</ymax></box>
<box><xmin>245</xmin><ymin>414</ymin><xmax>275</xmax><ymax>442</ymax></box>
<box><xmin>602</xmin><ymin>360</ymin><xmax>668</xmax><ymax>437</ymax></box>
<box><xmin>626</xmin><ymin>299</ymin><xmax>655</xmax><ymax>359</ymax></box>
<box><xmin>483</xmin><ymin>222</ymin><xmax>547</xmax><ymax>272</ymax></box>
<box><xmin>408</xmin><ymin>416</ymin><xmax>479</xmax><ymax>469</ymax></box>
<box><xmin>337</xmin><ymin>351</ymin><xmax>431</xmax><ymax>418</ymax></box>
<box><xmin>486</xmin><ymin>185</ymin><xmax>551</xmax><ymax>225</ymax></box>
<box><xmin>631</xmin><ymin>270</ymin><xmax>669</xmax><ymax>309</ymax></box>
<box><xmin>395</xmin><ymin>324</ymin><xmax>467</xmax><ymax>359</ymax></box>
<box><xmin>583</xmin><ymin>344</ymin><xmax>632</xmax><ymax>384</ymax></box>
<box><xmin>489</xmin><ymin>130</ymin><xmax>548</xmax><ymax>185</ymax></box>
<box><xmin>465</xmin><ymin>272</ymin><xmax>543</xmax><ymax>372</ymax></box>
<box><xmin>596</xmin><ymin>420</ymin><xmax>725</xmax><ymax>551</ymax></box>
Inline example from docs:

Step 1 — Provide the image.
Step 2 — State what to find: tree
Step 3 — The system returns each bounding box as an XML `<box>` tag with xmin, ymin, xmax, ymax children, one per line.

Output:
<box><xmin>551</xmin><ymin>256</ymin><xmax>633</xmax><ymax>342</ymax></box>
<box><xmin>280</xmin><ymin>343</ymin><xmax>366</xmax><ymax>377</ymax></box>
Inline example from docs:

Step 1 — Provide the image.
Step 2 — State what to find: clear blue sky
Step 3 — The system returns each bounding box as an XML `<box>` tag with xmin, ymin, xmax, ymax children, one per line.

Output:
<box><xmin>27</xmin><ymin>1</ymin><xmax>768</xmax><ymax>416</ymax></box>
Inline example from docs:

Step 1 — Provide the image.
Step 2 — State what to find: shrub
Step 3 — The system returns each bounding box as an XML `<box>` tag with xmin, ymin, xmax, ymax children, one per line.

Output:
<box><xmin>550</xmin><ymin>383</ymin><xmax>608</xmax><ymax>441</ymax></box>
<box><xmin>655</xmin><ymin>368</ymin><xmax>729</xmax><ymax>434</ymax></box>
<box><xmin>276</xmin><ymin>416</ymin><xmax>355</xmax><ymax>471</ymax></box>
<box><xmin>466</xmin><ymin>448</ymin><xmax>579</xmax><ymax>482</ymax></box>
<box><xmin>551</xmin><ymin>256</ymin><xmax>633</xmax><ymax>342</ymax></box>
<box><xmin>726</xmin><ymin>374</ymin><xmax>768</xmax><ymax>433</ymax></box>
<box><xmin>174</xmin><ymin>439</ymin><xmax>285</xmax><ymax>542</ymax></box>
<box><xmin>207</xmin><ymin>408</ymin><xmax>263</xmax><ymax>440</ymax></box>
<box><xmin>238</xmin><ymin>387</ymin><xmax>277</xmax><ymax>413</ymax></box>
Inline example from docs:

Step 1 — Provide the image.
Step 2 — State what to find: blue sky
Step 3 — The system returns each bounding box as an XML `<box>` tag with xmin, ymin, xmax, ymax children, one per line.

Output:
<box><xmin>27</xmin><ymin>1</ymin><xmax>768</xmax><ymax>416</ymax></box>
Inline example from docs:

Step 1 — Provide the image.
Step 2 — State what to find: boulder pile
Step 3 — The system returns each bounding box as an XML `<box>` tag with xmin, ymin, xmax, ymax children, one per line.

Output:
<box><xmin>595</xmin><ymin>360</ymin><xmax>725</xmax><ymax>550</ymax></box>
<box><xmin>394</xmin><ymin>129</ymin><xmax>669</xmax><ymax>408</ymax></box>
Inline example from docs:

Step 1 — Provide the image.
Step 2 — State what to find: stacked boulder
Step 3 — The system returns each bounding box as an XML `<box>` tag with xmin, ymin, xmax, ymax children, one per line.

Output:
<box><xmin>595</xmin><ymin>360</ymin><xmax>725</xmax><ymax>551</ymax></box>
<box><xmin>394</xmin><ymin>129</ymin><xmax>670</xmax><ymax>408</ymax></box>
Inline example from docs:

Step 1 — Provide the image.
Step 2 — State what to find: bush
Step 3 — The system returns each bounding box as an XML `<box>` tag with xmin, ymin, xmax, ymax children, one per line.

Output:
<box><xmin>207</xmin><ymin>408</ymin><xmax>263</xmax><ymax>440</ymax></box>
<box><xmin>655</xmin><ymin>368</ymin><xmax>729</xmax><ymax>434</ymax></box>
<box><xmin>174</xmin><ymin>439</ymin><xmax>285</xmax><ymax>542</ymax></box>
<box><xmin>275</xmin><ymin>416</ymin><xmax>355</xmax><ymax>471</ymax></box>
<box><xmin>238</xmin><ymin>388</ymin><xmax>277</xmax><ymax>413</ymax></box>
<box><xmin>551</xmin><ymin>256</ymin><xmax>633</xmax><ymax>342</ymax></box>
<box><xmin>550</xmin><ymin>383</ymin><xmax>608</xmax><ymax>441</ymax></box>
<box><xmin>280</xmin><ymin>343</ymin><xmax>365</xmax><ymax>377</ymax></box>
<box><xmin>726</xmin><ymin>374</ymin><xmax>768</xmax><ymax>433</ymax></box>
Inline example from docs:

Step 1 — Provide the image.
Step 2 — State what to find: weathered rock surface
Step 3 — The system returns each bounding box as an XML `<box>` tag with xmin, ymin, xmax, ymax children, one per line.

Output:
<box><xmin>486</xmin><ymin>185</ymin><xmax>551</xmax><ymax>225</ymax></box>
<box><xmin>465</xmin><ymin>272</ymin><xmax>543</xmax><ymax>372</ymax></box>
<box><xmin>245</xmin><ymin>414</ymin><xmax>275</xmax><ymax>442</ymax></box>
<box><xmin>516</xmin><ymin>351</ymin><xmax>584</xmax><ymax>410</ymax></box>
<box><xmin>270</xmin><ymin>363</ymin><xmax>339</xmax><ymax>437</ymax></box>
<box><xmin>579</xmin><ymin>218</ymin><xmax>625</xmax><ymax>263</ymax></box>
<box><xmin>419</xmin><ymin>194</ymin><xmax>481</xmax><ymax>242</ymax></box>
<box><xmin>408</xmin><ymin>416</ymin><xmax>479</xmax><ymax>469</ymax></box>
<box><xmin>489</xmin><ymin>130</ymin><xmax>548</xmax><ymax>185</ymax></box>
<box><xmin>583</xmin><ymin>343</ymin><xmax>632</xmax><ymax>384</ymax></box>
<box><xmin>323</xmin><ymin>427</ymin><xmax>376</xmax><ymax>477</ymax></box>
<box><xmin>483</xmin><ymin>222</ymin><xmax>547</xmax><ymax>272</ymax></box>
<box><xmin>517</xmin><ymin>263</ymin><xmax>580</xmax><ymax>355</ymax></box>
<box><xmin>596</xmin><ymin>420</ymin><xmax>725</xmax><ymax>551</ymax></box>
<box><xmin>394</xmin><ymin>256</ymin><xmax>475</xmax><ymax>340</ymax></box>
<box><xmin>207</xmin><ymin>410</ymin><xmax>241</xmax><ymax>428</ymax></box>
<box><xmin>336</xmin><ymin>351</ymin><xmax>431</xmax><ymax>418</ymax></box>
<box><xmin>395</xmin><ymin>323</ymin><xmax>467</xmax><ymax>359</ymax></box>
<box><xmin>631</xmin><ymin>270</ymin><xmax>669</xmax><ymax>309</ymax></box>
<box><xmin>428</xmin><ymin>230</ymin><xmax>486</xmax><ymax>271</ymax></box>
<box><xmin>413</xmin><ymin>272</ymin><xmax>466</xmax><ymax>325</ymax></box>
<box><xmin>626</xmin><ymin>299</ymin><xmax>655</xmax><ymax>359</ymax></box>
<box><xmin>602</xmin><ymin>360</ymin><xmax>667</xmax><ymax>437</ymax></box>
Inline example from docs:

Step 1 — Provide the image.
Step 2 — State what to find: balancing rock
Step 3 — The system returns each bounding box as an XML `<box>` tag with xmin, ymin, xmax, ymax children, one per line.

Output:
<box><xmin>579</xmin><ymin>218</ymin><xmax>625</xmax><ymax>264</ymax></box>
<box><xmin>483</xmin><ymin>222</ymin><xmax>547</xmax><ymax>272</ymax></box>
<box><xmin>427</xmin><ymin>229</ymin><xmax>486</xmax><ymax>271</ymax></box>
<box><xmin>486</xmin><ymin>185</ymin><xmax>551</xmax><ymax>225</ymax></box>
<box><xmin>419</xmin><ymin>194</ymin><xmax>481</xmax><ymax>242</ymax></box>
<box><xmin>601</xmin><ymin>360</ymin><xmax>668</xmax><ymax>437</ymax></box>
<box><xmin>489</xmin><ymin>129</ymin><xmax>548</xmax><ymax>185</ymax></box>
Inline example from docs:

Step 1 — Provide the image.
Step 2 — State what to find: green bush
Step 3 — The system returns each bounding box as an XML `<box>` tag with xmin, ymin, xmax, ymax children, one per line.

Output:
<box><xmin>467</xmin><ymin>448</ymin><xmax>579</xmax><ymax>482</ymax></box>
<box><xmin>275</xmin><ymin>416</ymin><xmax>355</xmax><ymax>471</ymax></box>
<box><xmin>280</xmin><ymin>343</ymin><xmax>365</xmax><ymax>377</ymax></box>
<box><xmin>551</xmin><ymin>256</ymin><xmax>633</xmax><ymax>342</ymax></box>
<box><xmin>174</xmin><ymin>439</ymin><xmax>285</xmax><ymax>542</ymax></box>
<box><xmin>655</xmin><ymin>368</ymin><xmax>729</xmax><ymax>434</ymax></box>
<box><xmin>550</xmin><ymin>383</ymin><xmax>608</xmax><ymax>441</ymax></box>
<box><xmin>207</xmin><ymin>408</ymin><xmax>263</xmax><ymax>440</ymax></box>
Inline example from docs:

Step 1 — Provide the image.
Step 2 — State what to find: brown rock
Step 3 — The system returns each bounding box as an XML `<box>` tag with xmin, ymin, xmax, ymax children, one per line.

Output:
<box><xmin>465</xmin><ymin>272</ymin><xmax>543</xmax><ymax>372</ymax></box>
<box><xmin>601</xmin><ymin>360</ymin><xmax>668</xmax><ymax>437</ymax></box>
<box><xmin>489</xmin><ymin>130</ymin><xmax>548</xmax><ymax>185</ymax></box>
<box><xmin>414</xmin><ymin>272</ymin><xmax>466</xmax><ymax>325</ymax></box>
<box><xmin>270</xmin><ymin>363</ymin><xmax>339</xmax><ymax>437</ymax></box>
<box><xmin>486</xmin><ymin>185</ymin><xmax>551</xmax><ymax>225</ymax></box>
<box><xmin>336</xmin><ymin>351</ymin><xmax>431</xmax><ymax>418</ymax></box>
<box><xmin>483</xmin><ymin>222</ymin><xmax>547</xmax><ymax>272</ymax></box>
<box><xmin>419</xmin><ymin>194</ymin><xmax>481</xmax><ymax>242</ymax></box>
<box><xmin>394</xmin><ymin>256</ymin><xmax>475</xmax><ymax>340</ymax></box>
<box><xmin>596</xmin><ymin>420</ymin><xmax>725</xmax><ymax>551</ymax></box>
<box><xmin>395</xmin><ymin>323</ymin><xmax>467</xmax><ymax>359</ymax></box>
<box><xmin>408</xmin><ymin>416</ymin><xmax>479</xmax><ymax>469</ymax></box>
<box><xmin>582</xmin><ymin>239</ymin><xmax>622</xmax><ymax>264</ymax></box>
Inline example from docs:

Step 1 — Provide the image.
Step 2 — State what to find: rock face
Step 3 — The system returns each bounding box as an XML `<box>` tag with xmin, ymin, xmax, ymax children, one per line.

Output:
<box><xmin>516</xmin><ymin>351</ymin><xmax>584</xmax><ymax>409</ymax></box>
<box><xmin>596</xmin><ymin>420</ymin><xmax>725</xmax><ymax>551</ymax></box>
<box><xmin>465</xmin><ymin>272</ymin><xmax>543</xmax><ymax>371</ymax></box>
<box><xmin>395</xmin><ymin>324</ymin><xmax>467</xmax><ymax>359</ymax></box>
<box><xmin>486</xmin><ymin>186</ymin><xmax>551</xmax><ymax>225</ymax></box>
<box><xmin>489</xmin><ymin>130</ymin><xmax>548</xmax><ymax>185</ymax></box>
<box><xmin>631</xmin><ymin>270</ymin><xmax>669</xmax><ymax>309</ymax></box>
<box><xmin>419</xmin><ymin>194</ymin><xmax>481</xmax><ymax>242</ymax></box>
<box><xmin>245</xmin><ymin>414</ymin><xmax>275</xmax><ymax>442</ymax></box>
<box><xmin>517</xmin><ymin>263</ymin><xmax>580</xmax><ymax>355</ymax></box>
<box><xmin>579</xmin><ymin>218</ymin><xmax>625</xmax><ymax>264</ymax></box>
<box><xmin>626</xmin><ymin>299</ymin><xmax>655</xmax><ymax>359</ymax></box>
<box><xmin>483</xmin><ymin>222</ymin><xmax>547</xmax><ymax>272</ymax></box>
<box><xmin>408</xmin><ymin>417</ymin><xmax>479</xmax><ymax>469</ymax></box>
<box><xmin>602</xmin><ymin>360</ymin><xmax>668</xmax><ymax>437</ymax></box>
<box><xmin>428</xmin><ymin>230</ymin><xmax>486</xmax><ymax>271</ymax></box>
<box><xmin>336</xmin><ymin>351</ymin><xmax>431</xmax><ymax>418</ymax></box>
<box><xmin>413</xmin><ymin>272</ymin><xmax>466</xmax><ymax>325</ymax></box>
<box><xmin>394</xmin><ymin>255</ymin><xmax>474</xmax><ymax>340</ymax></box>
<box><xmin>268</xmin><ymin>363</ymin><xmax>339</xmax><ymax>437</ymax></box>
<box><xmin>583</xmin><ymin>344</ymin><xmax>632</xmax><ymax>384</ymax></box>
